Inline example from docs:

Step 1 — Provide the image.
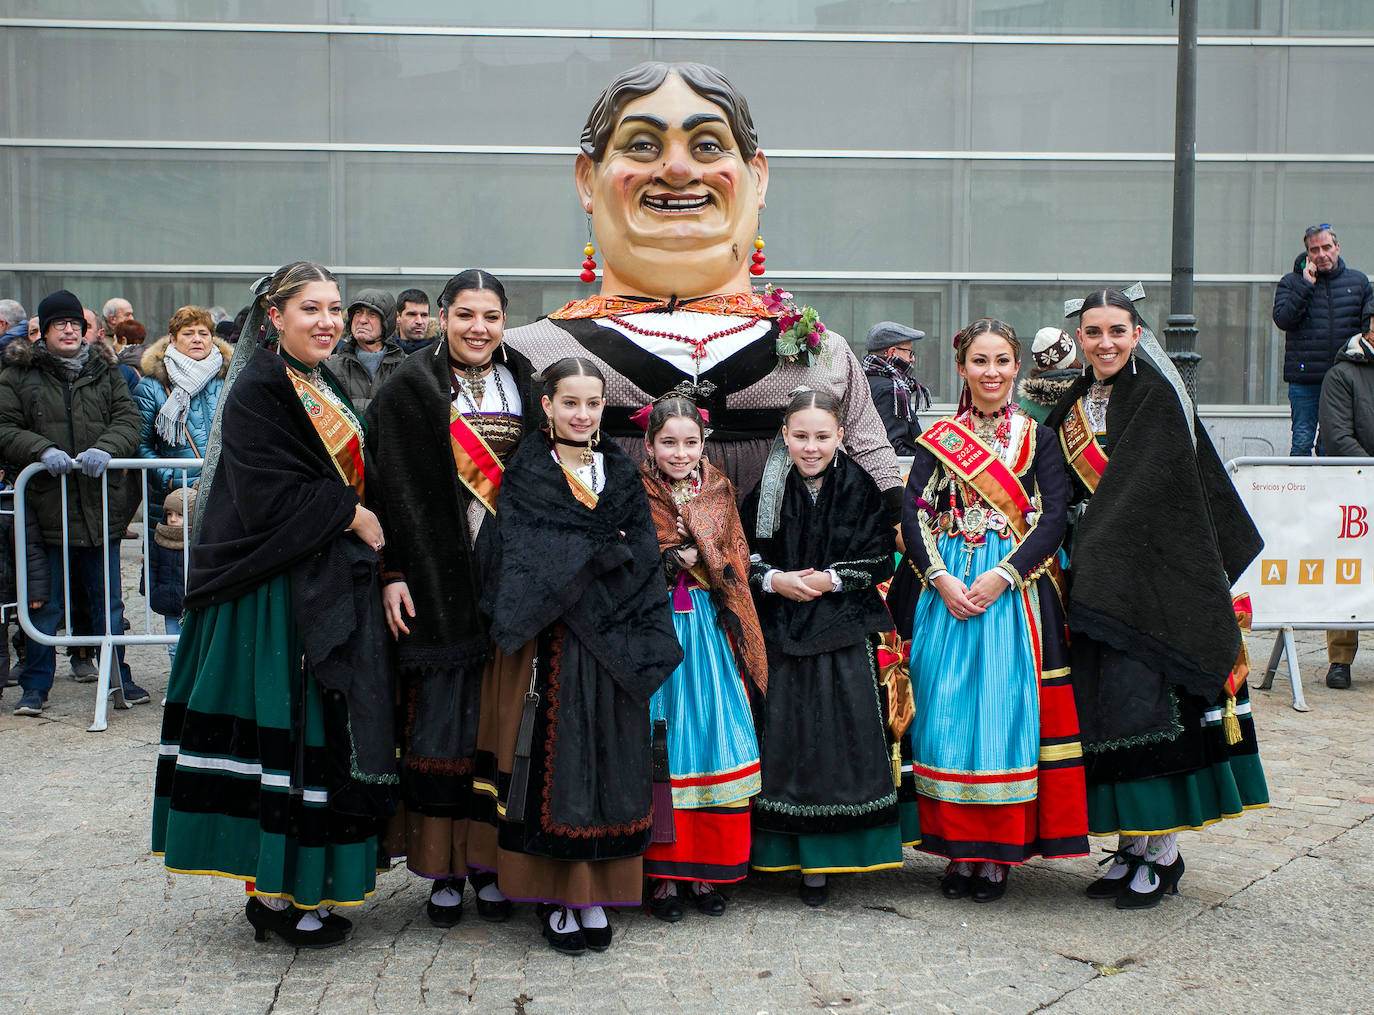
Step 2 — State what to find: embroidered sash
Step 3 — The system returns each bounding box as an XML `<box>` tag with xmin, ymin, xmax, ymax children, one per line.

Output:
<box><xmin>917</xmin><ymin>418</ymin><xmax>1034</xmax><ymax>538</ymax></box>
<box><xmin>1058</xmin><ymin>399</ymin><xmax>1109</xmax><ymax>493</ymax></box>
<box><xmin>287</xmin><ymin>370</ymin><xmax>364</xmax><ymax>499</ymax></box>
<box><xmin>550</xmin><ymin>291</ymin><xmax>778</xmax><ymax>321</ymax></box>
<box><xmin>449</xmin><ymin>406</ymin><xmax>504</xmax><ymax>515</ymax></box>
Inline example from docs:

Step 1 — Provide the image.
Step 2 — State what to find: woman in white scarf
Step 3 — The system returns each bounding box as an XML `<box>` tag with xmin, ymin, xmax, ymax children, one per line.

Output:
<box><xmin>133</xmin><ymin>306</ymin><xmax>233</xmax><ymax>525</ymax></box>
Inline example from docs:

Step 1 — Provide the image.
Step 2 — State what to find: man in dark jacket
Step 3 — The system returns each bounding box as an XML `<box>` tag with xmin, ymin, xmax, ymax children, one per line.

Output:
<box><xmin>1273</xmin><ymin>224</ymin><xmax>1373</xmax><ymax>456</ymax></box>
<box><xmin>326</xmin><ymin>287</ymin><xmax>405</xmax><ymax>413</ymax></box>
<box><xmin>861</xmin><ymin>321</ymin><xmax>930</xmax><ymax>456</ymax></box>
<box><xmin>0</xmin><ymin>290</ymin><xmax>148</xmax><ymax>716</ymax></box>
<box><xmin>1317</xmin><ymin>333</ymin><xmax>1374</xmax><ymax>689</ymax></box>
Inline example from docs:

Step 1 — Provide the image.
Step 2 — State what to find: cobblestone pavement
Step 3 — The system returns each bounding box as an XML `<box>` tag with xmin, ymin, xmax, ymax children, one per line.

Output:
<box><xmin>2</xmin><ymin>556</ymin><xmax>1370</xmax><ymax>1014</ymax></box>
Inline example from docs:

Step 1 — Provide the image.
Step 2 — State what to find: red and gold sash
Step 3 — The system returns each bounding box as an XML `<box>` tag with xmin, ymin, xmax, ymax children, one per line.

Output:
<box><xmin>917</xmin><ymin>418</ymin><xmax>1035</xmax><ymax>538</ymax></box>
<box><xmin>287</xmin><ymin>370</ymin><xmax>364</xmax><ymax>499</ymax></box>
<box><xmin>559</xmin><ymin>462</ymin><xmax>599</xmax><ymax>510</ymax></box>
<box><xmin>1058</xmin><ymin>399</ymin><xmax>1109</xmax><ymax>493</ymax></box>
<box><xmin>449</xmin><ymin>406</ymin><xmax>505</xmax><ymax>515</ymax></box>
<box><xmin>550</xmin><ymin>291</ymin><xmax>778</xmax><ymax>321</ymax></box>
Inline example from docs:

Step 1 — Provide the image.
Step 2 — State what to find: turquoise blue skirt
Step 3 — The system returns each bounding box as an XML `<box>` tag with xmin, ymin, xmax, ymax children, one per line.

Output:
<box><xmin>908</xmin><ymin>531</ymin><xmax>1040</xmax><ymax>805</ymax></box>
<box><xmin>650</xmin><ymin>587</ymin><xmax>761</xmax><ymax>808</ymax></box>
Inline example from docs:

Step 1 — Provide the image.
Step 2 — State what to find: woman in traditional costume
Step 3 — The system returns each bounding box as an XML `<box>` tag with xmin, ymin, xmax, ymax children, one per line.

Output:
<box><xmin>901</xmin><ymin>319</ymin><xmax>1088</xmax><ymax>903</ymax></box>
<box><xmin>742</xmin><ymin>390</ymin><xmax>906</xmax><ymax>906</ymax></box>
<box><xmin>505</xmin><ymin>61</ymin><xmax>903</xmax><ymax>513</ymax></box>
<box><xmin>477</xmin><ymin>357</ymin><xmax>683</xmax><ymax>954</ymax></box>
<box><xmin>636</xmin><ymin>394</ymin><xmax>767</xmax><ymax>921</ymax></box>
<box><xmin>366</xmin><ymin>270</ymin><xmax>539</xmax><ymax>928</ymax></box>
<box><xmin>152</xmin><ymin>261</ymin><xmax>396</xmax><ymax>948</ymax></box>
<box><xmin>1045</xmin><ymin>287</ymin><xmax>1269</xmax><ymax>909</ymax></box>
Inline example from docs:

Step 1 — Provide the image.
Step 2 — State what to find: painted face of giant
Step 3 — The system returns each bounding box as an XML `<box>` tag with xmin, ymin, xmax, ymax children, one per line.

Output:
<box><xmin>576</xmin><ymin>72</ymin><xmax>769</xmax><ymax>300</ymax></box>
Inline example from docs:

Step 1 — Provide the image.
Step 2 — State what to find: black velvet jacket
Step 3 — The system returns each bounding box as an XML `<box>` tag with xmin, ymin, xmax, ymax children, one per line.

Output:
<box><xmin>479</xmin><ymin>432</ymin><xmax>683</xmax><ymax>704</ymax></box>
<box><xmin>364</xmin><ymin>341</ymin><xmax>541</xmax><ymax>668</ymax></box>
<box><xmin>1046</xmin><ymin>360</ymin><xmax>1262</xmax><ymax>705</ymax></box>
<box><xmin>742</xmin><ymin>450</ymin><xmax>895</xmax><ymax>658</ymax></box>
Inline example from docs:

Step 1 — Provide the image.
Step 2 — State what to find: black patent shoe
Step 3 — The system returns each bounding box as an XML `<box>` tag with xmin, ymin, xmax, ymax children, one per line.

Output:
<box><xmin>425</xmin><ymin>877</ymin><xmax>465</xmax><ymax>928</ymax></box>
<box><xmin>940</xmin><ymin>863</ymin><xmax>973</xmax><ymax>899</ymax></box>
<box><xmin>799</xmin><ymin>878</ymin><xmax>828</xmax><ymax>907</ymax></box>
<box><xmin>970</xmin><ymin>866</ymin><xmax>1009</xmax><ymax>903</ymax></box>
<box><xmin>649</xmin><ymin>889</ymin><xmax>686</xmax><ymax>923</ymax></box>
<box><xmin>1116</xmin><ymin>854</ymin><xmax>1184</xmax><ymax>910</ymax></box>
<box><xmin>538</xmin><ymin>905</ymin><xmax>586</xmax><ymax>955</ymax></box>
<box><xmin>691</xmin><ymin>884</ymin><xmax>726</xmax><ymax>917</ymax></box>
<box><xmin>245</xmin><ymin>897</ymin><xmax>349</xmax><ymax>949</ymax></box>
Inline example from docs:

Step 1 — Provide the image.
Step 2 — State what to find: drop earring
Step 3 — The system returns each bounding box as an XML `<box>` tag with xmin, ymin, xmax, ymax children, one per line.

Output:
<box><xmin>582</xmin><ymin>427</ymin><xmax>598</xmax><ymax>466</ymax></box>
<box><xmin>580</xmin><ymin>216</ymin><xmax>597</xmax><ymax>284</ymax></box>
<box><xmin>1130</xmin><ymin>352</ymin><xmax>1137</xmax><ymax>374</ymax></box>
<box><xmin>749</xmin><ymin>224</ymin><xmax>766</xmax><ymax>278</ymax></box>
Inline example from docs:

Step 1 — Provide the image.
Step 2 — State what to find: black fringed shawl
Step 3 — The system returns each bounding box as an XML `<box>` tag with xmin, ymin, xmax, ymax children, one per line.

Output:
<box><xmin>364</xmin><ymin>342</ymin><xmax>541</xmax><ymax>667</ymax></box>
<box><xmin>186</xmin><ymin>347</ymin><xmax>396</xmax><ymax>810</ymax></box>
<box><xmin>1045</xmin><ymin>360</ymin><xmax>1262</xmax><ymax>713</ymax></box>
<box><xmin>742</xmin><ymin>450</ymin><xmax>895</xmax><ymax>657</ymax></box>
<box><xmin>480</xmin><ymin>433</ymin><xmax>683</xmax><ymax>703</ymax></box>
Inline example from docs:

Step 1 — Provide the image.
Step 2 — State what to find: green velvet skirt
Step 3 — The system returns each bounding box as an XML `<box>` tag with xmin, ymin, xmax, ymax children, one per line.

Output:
<box><xmin>151</xmin><ymin>574</ymin><xmax>380</xmax><ymax>909</ymax></box>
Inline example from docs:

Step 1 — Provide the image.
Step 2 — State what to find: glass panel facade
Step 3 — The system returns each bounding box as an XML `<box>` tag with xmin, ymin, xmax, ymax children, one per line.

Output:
<box><xmin>2</xmin><ymin>6</ymin><xmax>1370</xmax><ymax>407</ymax></box>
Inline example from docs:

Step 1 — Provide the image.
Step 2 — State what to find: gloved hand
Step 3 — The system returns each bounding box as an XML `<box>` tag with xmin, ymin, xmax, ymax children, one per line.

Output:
<box><xmin>40</xmin><ymin>447</ymin><xmax>74</xmax><ymax>476</ymax></box>
<box><xmin>74</xmin><ymin>448</ymin><xmax>112</xmax><ymax>478</ymax></box>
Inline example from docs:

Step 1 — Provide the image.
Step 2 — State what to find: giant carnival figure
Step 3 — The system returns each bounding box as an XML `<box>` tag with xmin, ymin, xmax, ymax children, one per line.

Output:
<box><xmin>505</xmin><ymin>61</ymin><xmax>904</xmax><ymax>519</ymax></box>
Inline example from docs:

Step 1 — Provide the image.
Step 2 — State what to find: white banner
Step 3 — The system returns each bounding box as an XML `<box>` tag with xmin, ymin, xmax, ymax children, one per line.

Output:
<box><xmin>1229</xmin><ymin>459</ymin><xmax>1374</xmax><ymax>628</ymax></box>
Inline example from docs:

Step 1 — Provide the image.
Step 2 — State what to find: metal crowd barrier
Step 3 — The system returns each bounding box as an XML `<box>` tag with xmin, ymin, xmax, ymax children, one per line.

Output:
<box><xmin>13</xmin><ymin>458</ymin><xmax>201</xmax><ymax>732</ymax></box>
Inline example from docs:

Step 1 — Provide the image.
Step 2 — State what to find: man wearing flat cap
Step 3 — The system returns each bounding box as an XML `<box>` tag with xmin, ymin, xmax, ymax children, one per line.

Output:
<box><xmin>862</xmin><ymin>321</ymin><xmax>930</xmax><ymax>455</ymax></box>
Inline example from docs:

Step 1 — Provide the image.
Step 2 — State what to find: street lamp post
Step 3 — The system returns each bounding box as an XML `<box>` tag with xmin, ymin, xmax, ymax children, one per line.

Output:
<box><xmin>1164</xmin><ymin>0</ymin><xmax>1202</xmax><ymax>399</ymax></box>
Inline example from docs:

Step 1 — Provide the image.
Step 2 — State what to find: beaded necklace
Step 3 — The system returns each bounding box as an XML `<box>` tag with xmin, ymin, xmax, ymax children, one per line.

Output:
<box><xmin>452</xmin><ymin>361</ymin><xmax>509</xmax><ymax>416</ymax></box>
<box><xmin>607</xmin><ymin>313</ymin><xmax>759</xmax><ymax>363</ymax></box>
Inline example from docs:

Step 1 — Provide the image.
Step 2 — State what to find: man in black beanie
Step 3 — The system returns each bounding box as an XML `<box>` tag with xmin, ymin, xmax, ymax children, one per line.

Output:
<box><xmin>0</xmin><ymin>290</ymin><xmax>147</xmax><ymax>716</ymax></box>
<box><xmin>862</xmin><ymin>321</ymin><xmax>930</xmax><ymax>456</ymax></box>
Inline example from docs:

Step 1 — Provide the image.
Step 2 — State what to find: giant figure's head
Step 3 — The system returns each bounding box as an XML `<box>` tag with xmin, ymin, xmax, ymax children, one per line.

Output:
<box><xmin>575</xmin><ymin>62</ymin><xmax>769</xmax><ymax>300</ymax></box>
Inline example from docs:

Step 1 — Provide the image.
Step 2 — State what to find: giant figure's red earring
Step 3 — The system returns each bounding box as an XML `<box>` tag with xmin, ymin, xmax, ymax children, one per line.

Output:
<box><xmin>749</xmin><ymin>226</ymin><xmax>766</xmax><ymax>277</ymax></box>
<box><xmin>580</xmin><ymin>216</ymin><xmax>597</xmax><ymax>284</ymax></box>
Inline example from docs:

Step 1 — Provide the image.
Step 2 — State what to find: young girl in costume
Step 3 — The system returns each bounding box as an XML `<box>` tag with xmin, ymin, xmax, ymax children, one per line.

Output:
<box><xmin>742</xmin><ymin>389</ymin><xmax>906</xmax><ymax>906</ymax></box>
<box><xmin>477</xmin><ymin>357</ymin><xmax>683</xmax><ymax>954</ymax></box>
<box><xmin>901</xmin><ymin>318</ymin><xmax>1088</xmax><ymax>904</ymax></box>
<box><xmin>636</xmin><ymin>394</ymin><xmax>767</xmax><ymax>922</ymax></box>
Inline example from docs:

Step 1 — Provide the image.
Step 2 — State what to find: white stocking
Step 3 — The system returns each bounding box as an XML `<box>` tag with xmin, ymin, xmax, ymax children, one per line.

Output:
<box><xmin>1103</xmin><ymin>834</ymin><xmax>1147</xmax><ymax>881</ymax></box>
<box><xmin>579</xmin><ymin>905</ymin><xmax>608</xmax><ymax>929</ymax></box>
<box><xmin>1127</xmin><ymin>833</ymin><xmax>1179</xmax><ymax>893</ymax></box>
<box><xmin>802</xmin><ymin>873</ymin><xmax>827</xmax><ymax>888</ymax></box>
<box><xmin>548</xmin><ymin>907</ymin><xmax>577</xmax><ymax>934</ymax></box>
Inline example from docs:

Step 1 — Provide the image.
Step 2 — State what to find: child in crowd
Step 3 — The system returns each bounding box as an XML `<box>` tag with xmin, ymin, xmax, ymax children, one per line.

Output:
<box><xmin>741</xmin><ymin>389</ymin><xmax>909</xmax><ymax>906</ymax></box>
<box><xmin>0</xmin><ymin>469</ymin><xmax>49</xmax><ymax>691</ymax></box>
<box><xmin>149</xmin><ymin>486</ymin><xmax>194</xmax><ymax>665</ymax></box>
<box><xmin>636</xmin><ymin>394</ymin><xmax>767</xmax><ymax>923</ymax></box>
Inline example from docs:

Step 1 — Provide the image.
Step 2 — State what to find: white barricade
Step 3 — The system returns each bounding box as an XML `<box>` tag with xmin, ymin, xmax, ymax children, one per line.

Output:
<box><xmin>13</xmin><ymin>458</ymin><xmax>201</xmax><ymax>731</ymax></box>
<box><xmin>1226</xmin><ymin>456</ymin><xmax>1374</xmax><ymax>711</ymax></box>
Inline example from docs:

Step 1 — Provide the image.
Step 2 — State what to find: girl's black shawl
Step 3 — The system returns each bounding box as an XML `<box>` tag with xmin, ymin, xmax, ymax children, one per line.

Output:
<box><xmin>742</xmin><ymin>450</ymin><xmax>895</xmax><ymax>657</ymax></box>
<box><xmin>1045</xmin><ymin>359</ymin><xmax>1262</xmax><ymax>723</ymax></box>
<box><xmin>186</xmin><ymin>347</ymin><xmax>396</xmax><ymax>812</ymax></box>
<box><xmin>364</xmin><ymin>342</ymin><xmax>541</xmax><ymax>667</ymax></box>
<box><xmin>479</xmin><ymin>432</ymin><xmax>683</xmax><ymax>703</ymax></box>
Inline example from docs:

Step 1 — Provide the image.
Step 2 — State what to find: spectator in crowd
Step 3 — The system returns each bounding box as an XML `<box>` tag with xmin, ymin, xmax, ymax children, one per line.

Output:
<box><xmin>0</xmin><ymin>465</ymin><xmax>50</xmax><ymax>693</ymax></box>
<box><xmin>112</xmin><ymin>318</ymin><xmax>148</xmax><ymax>380</ymax></box>
<box><xmin>27</xmin><ymin>317</ymin><xmax>40</xmax><ymax>343</ymax></box>
<box><xmin>148</xmin><ymin>485</ymin><xmax>194</xmax><ymax>667</ymax></box>
<box><xmin>0</xmin><ymin>289</ymin><xmax>148</xmax><ymax>716</ymax></box>
<box><xmin>103</xmin><ymin>297</ymin><xmax>134</xmax><ymax>335</ymax></box>
<box><xmin>394</xmin><ymin>288</ymin><xmax>433</xmax><ymax>354</ymax></box>
<box><xmin>83</xmin><ymin>307</ymin><xmax>105</xmax><ymax>344</ymax></box>
<box><xmin>1273</xmin><ymin>224</ymin><xmax>1373</xmax><ymax>455</ymax></box>
<box><xmin>326</xmin><ymin>288</ymin><xmax>404</xmax><ymax>413</ymax></box>
<box><xmin>207</xmin><ymin>306</ymin><xmax>229</xmax><ymax>327</ymax></box>
<box><xmin>0</xmin><ymin>300</ymin><xmax>27</xmax><ymax>353</ymax></box>
<box><xmin>1317</xmin><ymin>332</ymin><xmax>1374</xmax><ymax>688</ymax></box>
<box><xmin>133</xmin><ymin>305</ymin><xmax>231</xmax><ymax>527</ymax></box>
<box><xmin>1018</xmin><ymin>327</ymin><xmax>1083</xmax><ymax>424</ymax></box>
<box><xmin>862</xmin><ymin>321</ymin><xmax>930</xmax><ymax>455</ymax></box>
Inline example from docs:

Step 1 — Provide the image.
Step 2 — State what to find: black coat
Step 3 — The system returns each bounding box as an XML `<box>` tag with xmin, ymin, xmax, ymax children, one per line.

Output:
<box><xmin>865</xmin><ymin>371</ymin><xmax>923</xmax><ymax>455</ymax></box>
<box><xmin>1273</xmin><ymin>255</ymin><xmax>1373</xmax><ymax>384</ymax></box>
<box><xmin>1319</xmin><ymin>339</ymin><xmax>1374</xmax><ymax>457</ymax></box>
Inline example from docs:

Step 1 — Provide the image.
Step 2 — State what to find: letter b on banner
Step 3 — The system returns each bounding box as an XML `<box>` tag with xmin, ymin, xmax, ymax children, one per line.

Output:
<box><xmin>1340</xmin><ymin>505</ymin><xmax>1369</xmax><ymax>540</ymax></box>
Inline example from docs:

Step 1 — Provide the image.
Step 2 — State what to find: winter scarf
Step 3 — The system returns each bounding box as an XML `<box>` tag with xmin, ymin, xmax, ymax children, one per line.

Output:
<box><xmin>862</xmin><ymin>353</ymin><xmax>930</xmax><ymax>423</ymax></box>
<box><xmin>156</xmin><ymin>345</ymin><xmax>224</xmax><ymax>444</ymax></box>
